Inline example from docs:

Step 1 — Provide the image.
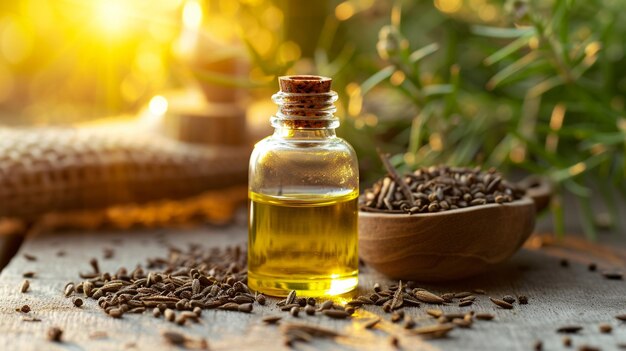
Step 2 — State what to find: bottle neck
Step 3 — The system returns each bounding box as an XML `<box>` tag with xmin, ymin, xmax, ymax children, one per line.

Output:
<box><xmin>270</xmin><ymin>90</ymin><xmax>340</xmax><ymax>136</ymax></box>
<box><xmin>272</xmin><ymin>127</ymin><xmax>336</xmax><ymax>139</ymax></box>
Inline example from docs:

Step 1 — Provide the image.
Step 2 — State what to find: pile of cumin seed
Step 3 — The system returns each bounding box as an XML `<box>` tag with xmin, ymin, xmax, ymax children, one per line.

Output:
<box><xmin>360</xmin><ymin>162</ymin><xmax>525</xmax><ymax>214</ymax></box>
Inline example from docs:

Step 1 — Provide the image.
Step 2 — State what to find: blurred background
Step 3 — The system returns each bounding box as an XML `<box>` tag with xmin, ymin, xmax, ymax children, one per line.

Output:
<box><xmin>0</xmin><ymin>0</ymin><xmax>624</xmax><ymax>237</ymax></box>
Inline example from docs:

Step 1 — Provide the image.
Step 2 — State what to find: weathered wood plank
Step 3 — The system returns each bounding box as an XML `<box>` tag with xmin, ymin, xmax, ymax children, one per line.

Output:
<box><xmin>1</xmin><ymin>225</ymin><xmax>626</xmax><ymax>350</ymax></box>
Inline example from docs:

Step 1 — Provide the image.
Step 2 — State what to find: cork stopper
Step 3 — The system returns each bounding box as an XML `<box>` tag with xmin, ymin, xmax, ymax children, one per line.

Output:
<box><xmin>272</xmin><ymin>75</ymin><xmax>338</xmax><ymax>129</ymax></box>
<box><xmin>278</xmin><ymin>75</ymin><xmax>332</xmax><ymax>94</ymax></box>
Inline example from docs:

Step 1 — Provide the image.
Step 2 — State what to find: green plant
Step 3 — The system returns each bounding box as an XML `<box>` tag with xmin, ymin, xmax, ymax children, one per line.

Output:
<box><xmin>355</xmin><ymin>0</ymin><xmax>626</xmax><ymax>238</ymax></box>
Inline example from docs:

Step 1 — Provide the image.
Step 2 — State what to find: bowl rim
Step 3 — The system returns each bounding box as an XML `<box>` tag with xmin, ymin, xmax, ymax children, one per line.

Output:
<box><xmin>358</xmin><ymin>196</ymin><xmax>535</xmax><ymax>218</ymax></box>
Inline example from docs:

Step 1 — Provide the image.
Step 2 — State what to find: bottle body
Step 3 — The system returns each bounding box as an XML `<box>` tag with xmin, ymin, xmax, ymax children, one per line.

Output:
<box><xmin>248</xmin><ymin>127</ymin><xmax>359</xmax><ymax>297</ymax></box>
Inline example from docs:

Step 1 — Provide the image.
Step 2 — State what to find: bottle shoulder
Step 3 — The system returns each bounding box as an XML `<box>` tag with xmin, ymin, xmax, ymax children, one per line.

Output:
<box><xmin>252</xmin><ymin>135</ymin><xmax>356</xmax><ymax>154</ymax></box>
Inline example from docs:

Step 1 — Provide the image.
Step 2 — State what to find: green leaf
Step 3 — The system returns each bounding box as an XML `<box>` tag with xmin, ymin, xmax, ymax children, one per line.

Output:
<box><xmin>484</xmin><ymin>34</ymin><xmax>533</xmax><ymax>66</ymax></box>
<box><xmin>472</xmin><ymin>25</ymin><xmax>535</xmax><ymax>38</ymax></box>
<box><xmin>360</xmin><ymin>66</ymin><xmax>395</xmax><ymax>96</ymax></box>
<box><xmin>487</xmin><ymin>52</ymin><xmax>540</xmax><ymax>90</ymax></box>
<box><xmin>408</xmin><ymin>105</ymin><xmax>434</xmax><ymax>155</ymax></box>
<box><xmin>408</xmin><ymin>43</ymin><xmax>439</xmax><ymax>64</ymax></box>
<box><xmin>423</xmin><ymin>84</ymin><xmax>454</xmax><ymax>97</ymax></box>
<box><xmin>319</xmin><ymin>43</ymin><xmax>356</xmax><ymax>77</ymax></box>
<box><xmin>527</xmin><ymin>76</ymin><xmax>565</xmax><ymax>98</ymax></box>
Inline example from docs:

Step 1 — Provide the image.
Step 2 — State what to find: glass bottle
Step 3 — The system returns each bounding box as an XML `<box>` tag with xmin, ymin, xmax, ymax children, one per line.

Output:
<box><xmin>248</xmin><ymin>75</ymin><xmax>359</xmax><ymax>297</ymax></box>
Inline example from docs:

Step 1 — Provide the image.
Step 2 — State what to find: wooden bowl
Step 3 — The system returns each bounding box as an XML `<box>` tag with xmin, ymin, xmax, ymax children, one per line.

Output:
<box><xmin>358</xmin><ymin>197</ymin><xmax>536</xmax><ymax>281</ymax></box>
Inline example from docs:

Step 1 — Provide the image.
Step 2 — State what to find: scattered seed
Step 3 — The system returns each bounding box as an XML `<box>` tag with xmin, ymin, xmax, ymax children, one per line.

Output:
<box><xmin>518</xmin><ymin>295</ymin><xmax>528</xmax><ymax>304</ymax></box>
<box><xmin>460</xmin><ymin>295</ymin><xmax>476</xmax><ymax>302</ymax></box>
<box><xmin>490</xmin><ymin>297</ymin><xmax>513</xmax><ymax>309</ymax></box>
<box><xmin>320</xmin><ymin>300</ymin><xmax>333</xmax><ymax>311</ymax></box>
<box><xmin>599</xmin><ymin>324</ymin><xmax>612</xmax><ymax>333</ymax></box>
<box><xmin>502</xmin><ymin>295</ymin><xmax>516</xmax><ymax>304</ymax></box>
<box><xmin>602</xmin><ymin>272</ymin><xmax>623</xmax><ymax>280</ymax></box>
<box><xmin>73</xmin><ymin>297</ymin><xmax>83</xmax><ymax>307</ymax></box>
<box><xmin>282</xmin><ymin>323</ymin><xmax>341</xmax><ymax>338</ymax></box>
<box><xmin>307</xmin><ymin>297</ymin><xmax>316</xmax><ymax>306</ymax></box>
<box><xmin>454</xmin><ymin>291</ymin><xmax>473</xmax><ymax>299</ymax></box>
<box><xmin>20</xmin><ymin>280</ymin><xmax>30</xmax><ymax>293</ymax></box>
<box><xmin>459</xmin><ymin>300</ymin><xmax>473</xmax><ymax>307</ymax></box>
<box><xmin>443</xmin><ymin>313</ymin><xmax>465</xmax><ymax>320</ymax></box>
<box><xmin>256</xmin><ymin>294</ymin><xmax>266</xmax><ymax>305</ymax></box>
<box><xmin>20</xmin><ymin>305</ymin><xmax>31</xmax><ymax>313</ymax></box>
<box><xmin>560</xmin><ymin>259</ymin><xmax>569</xmax><ymax>267</ymax></box>
<box><xmin>588</xmin><ymin>263</ymin><xmax>597</xmax><ymax>271</ymax></box>
<box><xmin>414</xmin><ymin>289</ymin><xmax>445</xmax><ymax>304</ymax></box>
<box><xmin>103</xmin><ymin>248</ymin><xmax>114</xmax><ymax>259</ymax></box>
<box><xmin>563</xmin><ymin>336</ymin><xmax>572</xmax><ymax>347</ymax></box>
<box><xmin>238</xmin><ymin>303</ymin><xmax>253</xmax><ymax>313</ymax></box>
<box><xmin>280</xmin><ymin>304</ymin><xmax>301</xmax><ymax>311</ymax></box>
<box><xmin>153</xmin><ymin>308</ymin><xmax>161</xmax><ymax>318</ymax></box>
<box><xmin>453</xmin><ymin>318</ymin><xmax>472</xmax><ymax>328</ymax></box>
<box><xmin>304</xmin><ymin>305</ymin><xmax>315</xmax><ymax>316</ymax></box>
<box><xmin>534</xmin><ymin>340</ymin><xmax>543</xmax><ymax>351</ymax></box>
<box><xmin>475</xmin><ymin>313</ymin><xmax>494</xmax><ymax>321</ymax></box>
<box><xmin>20</xmin><ymin>315</ymin><xmax>41</xmax><ymax>323</ymax></box>
<box><xmin>47</xmin><ymin>327</ymin><xmax>63</xmax><ymax>342</ymax></box>
<box><xmin>263</xmin><ymin>315</ymin><xmax>282</xmax><ymax>324</ymax></box>
<box><xmin>473</xmin><ymin>289</ymin><xmax>486</xmax><ymax>295</ymax></box>
<box><xmin>108</xmin><ymin>308</ymin><xmax>123</xmax><ymax>318</ymax></box>
<box><xmin>87</xmin><ymin>331</ymin><xmax>106</xmax><ymax>340</ymax></box>
<box><xmin>286</xmin><ymin>290</ymin><xmax>296</xmax><ymax>305</ymax></box>
<box><xmin>364</xmin><ymin>317</ymin><xmax>380</xmax><ymax>329</ymax></box>
<box><xmin>390</xmin><ymin>335</ymin><xmax>399</xmax><ymax>348</ymax></box>
<box><xmin>290</xmin><ymin>307</ymin><xmax>299</xmax><ymax>317</ymax></box>
<box><xmin>404</xmin><ymin>316</ymin><xmax>416</xmax><ymax>329</ymax></box>
<box><xmin>193</xmin><ymin>306</ymin><xmax>202</xmax><ymax>317</ymax></box>
<box><xmin>410</xmin><ymin>323</ymin><xmax>455</xmax><ymax>338</ymax></box>
<box><xmin>389</xmin><ymin>281</ymin><xmax>404</xmax><ymax>310</ymax></box>
<box><xmin>557</xmin><ymin>325</ymin><xmax>583</xmax><ymax>334</ymax></box>
<box><xmin>63</xmin><ymin>283</ymin><xmax>74</xmax><ymax>297</ymax></box>
<box><xmin>162</xmin><ymin>331</ymin><xmax>185</xmax><ymax>346</ymax></box>
<box><xmin>440</xmin><ymin>293</ymin><xmax>454</xmax><ymax>302</ymax></box>
<box><xmin>427</xmin><ymin>309</ymin><xmax>444</xmax><ymax>318</ymax></box>
<box><xmin>22</xmin><ymin>272</ymin><xmax>35</xmax><ymax>278</ymax></box>
<box><xmin>23</xmin><ymin>253</ymin><xmax>37</xmax><ymax>261</ymax></box>
<box><xmin>391</xmin><ymin>311</ymin><xmax>402</xmax><ymax>323</ymax></box>
<box><xmin>89</xmin><ymin>258</ymin><xmax>100</xmax><ymax>273</ymax></box>
<box><xmin>578</xmin><ymin>346</ymin><xmax>600</xmax><ymax>351</ymax></box>
<box><xmin>322</xmin><ymin>310</ymin><xmax>350</xmax><ymax>319</ymax></box>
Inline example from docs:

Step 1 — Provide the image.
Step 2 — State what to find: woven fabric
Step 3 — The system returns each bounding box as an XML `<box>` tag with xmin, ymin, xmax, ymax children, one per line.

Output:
<box><xmin>0</xmin><ymin>127</ymin><xmax>249</xmax><ymax>219</ymax></box>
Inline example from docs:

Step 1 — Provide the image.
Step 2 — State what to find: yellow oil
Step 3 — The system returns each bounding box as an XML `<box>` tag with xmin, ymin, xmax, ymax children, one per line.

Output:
<box><xmin>248</xmin><ymin>190</ymin><xmax>359</xmax><ymax>297</ymax></box>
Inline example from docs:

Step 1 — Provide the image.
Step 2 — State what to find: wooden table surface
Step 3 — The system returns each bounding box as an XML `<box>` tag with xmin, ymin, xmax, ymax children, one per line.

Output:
<box><xmin>2</xmin><ymin>223</ymin><xmax>626</xmax><ymax>351</ymax></box>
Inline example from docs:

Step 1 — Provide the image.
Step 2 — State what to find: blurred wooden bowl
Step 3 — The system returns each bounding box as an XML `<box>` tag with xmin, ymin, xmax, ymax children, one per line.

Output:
<box><xmin>358</xmin><ymin>197</ymin><xmax>536</xmax><ymax>281</ymax></box>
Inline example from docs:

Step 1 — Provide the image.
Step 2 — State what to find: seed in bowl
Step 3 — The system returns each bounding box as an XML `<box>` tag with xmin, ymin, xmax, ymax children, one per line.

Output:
<box><xmin>360</xmin><ymin>164</ymin><xmax>525</xmax><ymax>214</ymax></box>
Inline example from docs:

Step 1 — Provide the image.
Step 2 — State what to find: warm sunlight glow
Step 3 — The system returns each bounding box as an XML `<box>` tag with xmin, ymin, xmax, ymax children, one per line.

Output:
<box><xmin>549</xmin><ymin>103</ymin><xmax>566</xmax><ymax>130</ymax></box>
<box><xmin>569</xmin><ymin>162</ymin><xmax>586</xmax><ymax>176</ymax></box>
<box><xmin>434</xmin><ymin>0</ymin><xmax>462</xmax><ymax>14</ymax></box>
<box><xmin>149</xmin><ymin>95</ymin><xmax>169</xmax><ymax>116</ymax></box>
<box><xmin>327</xmin><ymin>277</ymin><xmax>358</xmax><ymax>296</ymax></box>
<box><xmin>183</xmin><ymin>0</ymin><xmax>203</xmax><ymax>30</ymax></box>
<box><xmin>94</xmin><ymin>0</ymin><xmax>131</xmax><ymax>37</ymax></box>
<box><xmin>335</xmin><ymin>2</ymin><xmax>355</xmax><ymax>21</ymax></box>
